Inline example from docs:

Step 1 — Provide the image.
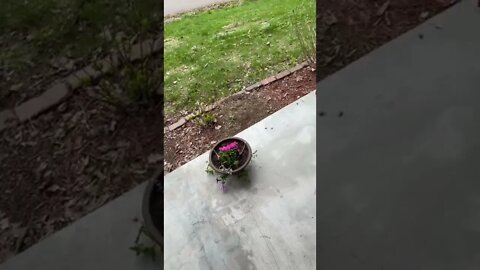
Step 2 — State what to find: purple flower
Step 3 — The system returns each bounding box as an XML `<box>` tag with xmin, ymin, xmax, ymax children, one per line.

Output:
<box><xmin>219</xmin><ymin>142</ymin><xmax>239</xmax><ymax>152</ymax></box>
<box><xmin>218</xmin><ymin>182</ymin><xmax>227</xmax><ymax>192</ymax></box>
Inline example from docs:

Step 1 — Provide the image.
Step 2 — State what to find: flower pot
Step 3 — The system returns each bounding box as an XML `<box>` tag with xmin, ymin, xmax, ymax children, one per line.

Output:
<box><xmin>209</xmin><ymin>137</ymin><xmax>252</xmax><ymax>175</ymax></box>
<box><xmin>141</xmin><ymin>167</ymin><xmax>163</xmax><ymax>246</ymax></box>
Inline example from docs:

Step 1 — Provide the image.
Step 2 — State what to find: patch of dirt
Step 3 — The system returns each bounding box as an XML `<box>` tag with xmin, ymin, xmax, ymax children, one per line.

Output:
<box><xmin>164</xmin><ymin>67</ymin><xmax>315</xmax><ymax>173</ymax></box>
<box><xmin>317</xmin><ymin>0</ymin><xmax>458</xmax><ymax>81</ymax></box>
<box><xmin>0</xmin><ymin>91</ymin><xmax>163</xmax><ymax>263</ymax></box>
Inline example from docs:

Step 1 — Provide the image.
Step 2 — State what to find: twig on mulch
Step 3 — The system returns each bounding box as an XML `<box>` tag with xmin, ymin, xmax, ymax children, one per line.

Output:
<box><xmin>376</xmin><ymin>1</ymin><xmax>390</xmax><ymax>17</ymax></box>
<box><xmin>14</xmin><ymin>227</ymin><xmax>28</xmax><ymax>253</ymax></box>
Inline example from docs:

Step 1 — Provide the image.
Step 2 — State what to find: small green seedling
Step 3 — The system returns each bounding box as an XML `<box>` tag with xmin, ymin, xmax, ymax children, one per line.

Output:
<box><xmin>130</xmin><ymin>243</ymin><xmax>156</xmax><ymax>261</ymax></box>
<box><xmin>129</xmin><ymin>225</ymin><xmax>158</xmax><ymax>261</ymax></box>
<box><xmin>80</xmin><ymin>76</ymin><xmax>92</xmax><ymax>87</ymax></box>
<box><xmin>197</xmin><ymin>112</ymin><xmax>216</xmax><ymax>127</ymax></box>
<box><xmin>205</xmin><ymin>165</ymin><xmax>215</xmax><ymax>175</ymax></box>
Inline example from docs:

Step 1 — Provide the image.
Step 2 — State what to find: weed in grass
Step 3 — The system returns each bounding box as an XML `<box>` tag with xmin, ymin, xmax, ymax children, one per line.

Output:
<box><xmin>291</xmin><ymin>2</ymin><xmax>316</xmax><ymax>66</ymax></box>
<box><xmin>95</xmin><ymin>63</ymin><xmax>162</xmax><ymax>112</ymax></box>
<box><xmin>126</xmin><ymin>68</ymin><xmax>152</xmax><ymax>102</ymax></box>
<box><xmin>91</xmin><ymin>39</ymin><xmax>162</xmax><ymax>113</ymax></box>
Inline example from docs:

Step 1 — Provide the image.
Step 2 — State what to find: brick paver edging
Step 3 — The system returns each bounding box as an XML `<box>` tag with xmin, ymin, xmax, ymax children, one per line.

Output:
<box><xmin>165</xmin><ymin>61</ymin><xmax>310</xmax><ymax>132</ymax></box>
<box><xmin>0</xmin><ymin>38</ymin><xmax>163</xmax><ymax>133</ymax></box>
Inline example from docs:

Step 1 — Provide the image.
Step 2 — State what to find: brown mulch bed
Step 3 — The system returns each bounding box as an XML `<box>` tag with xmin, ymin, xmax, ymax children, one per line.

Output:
<box><xmin>165</xmin><ymin>67</ymin><xmax>316</xmax><ymax>173</ymax></box>
<box><xmin>0</xmin><ymin>91</ymin><xmax>163</xmax><ymax>262</ymax></box>
<box><xmin>317</xmin><ymin>0</ymin><xmax>458</xmax><ymax>81</ymax></box>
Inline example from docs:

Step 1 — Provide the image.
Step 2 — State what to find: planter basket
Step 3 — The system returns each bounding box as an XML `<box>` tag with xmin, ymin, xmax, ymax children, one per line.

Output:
<box><xmin>141</xmin><ymin>167</ymin><xmax>164</xmax><ymax>245</ymax></box>
<box><xmin>209</xmin><ymin>137</ymin><xmax>252</xmax><ymax>175</ymax></box>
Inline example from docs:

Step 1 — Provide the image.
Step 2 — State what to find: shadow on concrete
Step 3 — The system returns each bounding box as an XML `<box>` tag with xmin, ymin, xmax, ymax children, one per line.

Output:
<box><xmin>224</xmin><ymin>165</ymin><xmax>256</xmax><ymax>192</ymax></box>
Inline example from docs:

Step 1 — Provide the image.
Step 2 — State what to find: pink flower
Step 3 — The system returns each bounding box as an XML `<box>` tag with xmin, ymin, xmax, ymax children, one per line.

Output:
<box><xmin>219</xmin><ymin>142</ymin><xmax>239</xmax><ymax>152</ymax></box>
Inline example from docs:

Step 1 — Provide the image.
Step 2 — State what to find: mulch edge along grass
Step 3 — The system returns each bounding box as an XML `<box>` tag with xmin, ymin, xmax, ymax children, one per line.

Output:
<box><xmin>165</xmin><ymin>61</ymin><xmax>310</xmax><ymax>132</ymax></box>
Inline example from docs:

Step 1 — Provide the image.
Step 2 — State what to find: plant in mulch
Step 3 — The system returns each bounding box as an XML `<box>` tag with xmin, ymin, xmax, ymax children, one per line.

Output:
<box><xmin>207</xmin><ymin>138</ymin><xmax>253</xmax><ymax>192</ymax></box>
<box><xmin>195</xmin><ymin>112</ymin><xmax>217</xmax><ymax>127</ymax></box>
<box><xmin>89</xmin><ymin>34</ymin><xmax>163</xmax><ymax>113</ymax></box>
<box><xmin>103</xmin><ymin>53</ymin><xmax>161</xmax><ymax>110</ymax></box>
<box><xmin>129</xmin><ymin>225</ymin><xmax>160</xmax><ymax>261</ymax></box>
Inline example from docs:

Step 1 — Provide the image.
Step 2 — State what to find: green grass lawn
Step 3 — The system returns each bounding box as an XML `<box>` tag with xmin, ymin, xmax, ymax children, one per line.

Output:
<box><xmin>0</xmin><ymin>0</ymin><xmax>162</xmax><ymax>73</ymax></box>
<box><xmin>164</xmin><ymin>0</ymin><xmax>315</xmax><ymax>116</ymax></box>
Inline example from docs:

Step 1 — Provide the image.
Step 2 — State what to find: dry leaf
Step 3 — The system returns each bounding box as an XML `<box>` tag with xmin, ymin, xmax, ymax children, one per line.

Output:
<box><xmin>43</xmin><ymin>170</ymin><xmax>53</xmax><ymax>179</ymax></box>
<box><xmin>83</xmin><ymin>156</ymin><xmax>90</xmax><ymax>167</ymax></box>
<box><xmin>116</xmin><ymin>140</ymin><xmax>130</xmax><ymax>149</ymax></box>
<box><xmin>54</xmin><ymin>128</ymin><xmax>65</xmax><ymax>139</ymax></box>
<box><xmin>70</xmin><ymin>111</ymin><xmax>82</xmax><ymax>125</ymax></box>
<box><xmin>47</xmin><ymin>184</ymin><xmax>61</xmax><ymax>192</ymax></box>
<box><xmin>49</xmin><ymin>56</ymin><xmax>69</xmax><ymax>69</ymax></box>
<box><xmin>0</xmin><ymin>217</ymin><xmax>10</xmax><ymax>230</ymax></box>
<box><xmin>65</xmin><ymin>198</ymin><xmax>78</xmax><ymax>208</ymax></box>
<box><xmin>73</xmin><ymin>136</ymin><xmax>83</xmax><ymax>149</ymax></box>
<box><xmin>147</xmin><ymin>153</ymin><xmax>163</xmax><ymax>164</ymax></box>
<box><xmin>105</xmin><ymin>150</ymin><xmax>120</xmax><ymax>161</ymax></box>
<box><xmin>58</xmin><ymin>103</ymin><xmax>67</xmax><ymax>112</ymax></box>
<box><xmin>98</xmin><ymin>145</ymin><xmax>110</xmax><ymax>153</ymax></box>
<box><xmin>109</xmin><ymin>120</ymin><xmax>117</xmax><ymax>132</ymax></box>
<box><xmin>37</xmin><ymin>162</ymin><xmax>48</xmax><ymax>173</ymax></box>
<box><xmin>323</xmin><ymin>12</ymin><xmax>338</xmax><ymax>26</ymax></box>
<box><xmin>93</xmin><ymin>170</ymin><xmax>106</xmax><ymax>181</ymax></box>
<box><xmin>9</xmin><ymin>83</ymin><xmax>23</xmax><ymax>92</ymax></box>
<box><xmin>419</xmin><ymin>11</ymin><xmax>430</xmax><ymax>20</ymax></box>
<box><xmin>64</xmin><ymin>60</ymin><xmax>75</xmax><ymax>71</ymax></box>
<box><xmin>79</xmin><ymin>156</ymin><xmax>90</xmax><ymax>172</ymax></box>
<box><xmin>377</xmin><ymin>1</ymin><xmax>390</xmax><ymax>16</ymax></box>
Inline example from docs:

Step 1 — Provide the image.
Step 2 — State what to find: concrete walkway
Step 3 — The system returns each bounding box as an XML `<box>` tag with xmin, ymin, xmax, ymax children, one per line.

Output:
<box><xmin>165</xmin><ymin>0</ymin><xmax>231</xmax><ymax>16</ymax></box>
<box><xmin>164</xmin><ymin>92</ymin><xmax>316</xmax><ymax>269</ymax></box>
<box><xmin>0</xmin><ymin>91</ymin><xmax>315</xmax><ymax>270</ymax></box>
<box><xmin>317</xmin><ymin>1</ymin><xmax>480</xmax><ymax>269</ymax></box>
<box><xmin>0</xmin><ymin>182</ymin><xmax>162</xmax><ymax>270</ymax></box>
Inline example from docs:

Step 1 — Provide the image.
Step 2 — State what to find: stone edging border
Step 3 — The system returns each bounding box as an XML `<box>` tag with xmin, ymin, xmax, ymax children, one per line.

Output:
<box><xmin>165</xmin><ymin>61</ymin><xmax>310</xmax><ymax>132</ymax></box>
<box><xmin>0</xmin><ymin>38</ymin><xmax>163</xmax><ymax>133</ymax></box>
